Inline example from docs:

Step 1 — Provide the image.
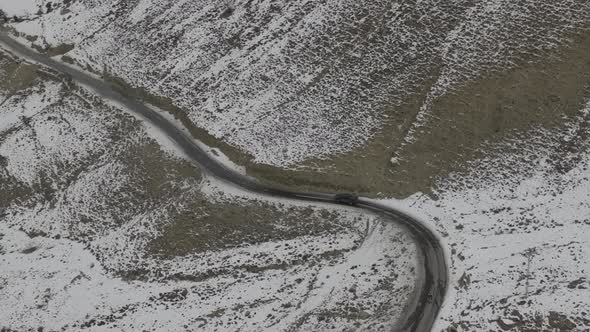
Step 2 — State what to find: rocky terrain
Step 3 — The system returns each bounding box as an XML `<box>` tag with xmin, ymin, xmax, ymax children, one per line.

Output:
<box><xmin>0</xmin><ymin>47</ymin><xmax>416</xmax><ymax>331</ymax></box>
<box><xmin>411</xmin><ymin>111</ymin><xmax>590</xmax><ymax>331</ymax></box>
<box><xmin>5</xmin><ymin>0</ymin><xmax>590</xmax><ymax>196</ymax></box>
<box><xmin>2</xmin><ymin>0</ymin><xmax>590</xmax><ymax>331</ymax></box>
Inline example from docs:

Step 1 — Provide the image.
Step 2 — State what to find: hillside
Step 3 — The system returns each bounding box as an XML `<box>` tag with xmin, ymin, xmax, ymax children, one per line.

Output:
<box><xmin>5</xmin><ymin>0</ymin><xmax>590</xmax><ymax>196</ymax></box>
<box><xmin>0</xmin><ymin>46</ymin><xmax>416</xmax><ymax>331</ymax></box>
<box><xmin>1</xmin><ymin>1</ymin><xmax>590</xmax><ymax>331</ymax></box>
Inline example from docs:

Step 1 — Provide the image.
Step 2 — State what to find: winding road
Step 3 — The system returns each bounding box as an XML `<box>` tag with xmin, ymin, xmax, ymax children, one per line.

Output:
<box><xmin>0</xmin><ymin>32</ymin><xmax>448</xmax><ymax>332</ymax></box>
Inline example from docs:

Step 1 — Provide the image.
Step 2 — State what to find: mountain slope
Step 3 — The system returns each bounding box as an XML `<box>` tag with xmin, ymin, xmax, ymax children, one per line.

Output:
<box><xmin>0</xmin><ymin>47</ymin><xmax>417</xmax><ymax>332</ymax></box>
<box><xmin>6</xmin><ymin>0</ymin><xmax>590</xmax><ymax>196</ymax></box>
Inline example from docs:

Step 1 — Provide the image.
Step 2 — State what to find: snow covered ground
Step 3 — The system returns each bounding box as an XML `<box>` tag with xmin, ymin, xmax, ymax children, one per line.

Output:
<box><xmin>8</xmin><ymin>0</ymin><xmax>590</xmax><ymax>168</ymax></box>
<box><xmin>2</xmin><ymin>1</ymin><xmax>590</xmax><ymax>331</ymax></box>
<box><xmin>0</xmin><ymin>0</ymin><xmax>39</xmax><ymax>17</ymax></box>
<box><xmin>405</xmin><ymin>116</ymin><xmax>590</xmax><ymax>330</ymax></box>
<box><xmin>0</xmin><ymin>49</ymin><xmax>417</xmax><ymax>331</ymax></box>
<box><xmin>0</xmin><ymin>218</ymin><xmax>416</xmax><ymax>331</ymax></box>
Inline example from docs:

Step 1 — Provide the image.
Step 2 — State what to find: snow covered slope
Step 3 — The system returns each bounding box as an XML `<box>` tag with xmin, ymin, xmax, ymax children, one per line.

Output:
<box><xmin>405</xmin><ymin>106</ymin><xmax>590</xmax><ymax>330</ymax></box>
<box><xmin>0</xmin><ymin>49</ymin><xmax>416</xmax><ymax>331</ymax></box>
<box><xmin>7</xmin><ymin>0</ymin><xmax>590</xmax><ymax>196</ymax></box>
<box><xmin>2</xmin><ymin>1</ymin><xmax>590</xmax><ymax>331</ymax></box>
<box><xmin>0</xmin><ymin>0</ymin><xmax>38</xmax><ymax>17</ymax></box>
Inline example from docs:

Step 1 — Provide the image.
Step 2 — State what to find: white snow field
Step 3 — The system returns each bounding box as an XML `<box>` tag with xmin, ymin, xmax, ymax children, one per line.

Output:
<box><xmin>413</xmin><ymin>112</ymin><xmax>590</xmax><ymax>330</ymax></box>
<box><xmin>0</xmin><ymin>0</ymin><xmax>39</xmax><ymax>17</ymax></box>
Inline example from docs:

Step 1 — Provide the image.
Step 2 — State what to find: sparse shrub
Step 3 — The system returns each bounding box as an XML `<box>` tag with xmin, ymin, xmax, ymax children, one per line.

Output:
<box><xmin>219</xmin><ymin>6</ymin><xmax>233</xmax><ymax>19</ymax></box>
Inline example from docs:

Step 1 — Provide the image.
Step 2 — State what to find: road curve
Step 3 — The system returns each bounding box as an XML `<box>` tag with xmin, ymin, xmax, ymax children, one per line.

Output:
<box><xmin>0</xmin><ymin>32</ymin><xmax>448</xmax><ymax>332</ymax></box>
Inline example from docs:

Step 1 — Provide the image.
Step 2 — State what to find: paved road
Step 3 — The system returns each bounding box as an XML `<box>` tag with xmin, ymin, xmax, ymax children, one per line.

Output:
<box><xmin>0</xmin><ymin>32</ymin><xmax>448</xmax><ymax>332</ymax></box>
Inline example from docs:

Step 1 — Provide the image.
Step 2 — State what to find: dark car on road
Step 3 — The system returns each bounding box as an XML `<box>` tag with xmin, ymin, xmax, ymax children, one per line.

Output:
<box><xmin>334</xmin><ymin>193</ymin><xmax>359</xmax><ymax>206</ymax></box>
